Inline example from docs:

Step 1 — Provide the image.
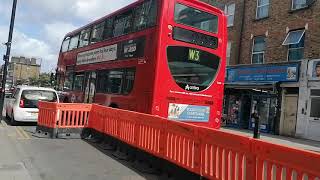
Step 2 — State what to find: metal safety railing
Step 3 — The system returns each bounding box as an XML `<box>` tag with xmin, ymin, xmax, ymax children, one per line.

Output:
<box><xmin>37</xmin><ymin>102</ymin><xmax>320</xmax><ymax>179</ymax></box>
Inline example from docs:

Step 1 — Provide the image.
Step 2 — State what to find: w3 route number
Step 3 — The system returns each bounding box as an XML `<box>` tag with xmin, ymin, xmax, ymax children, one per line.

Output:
<box><xmin>188</xmin><ymin>49</ymin><xmax>200</xmax><ymax>62</ymax></box>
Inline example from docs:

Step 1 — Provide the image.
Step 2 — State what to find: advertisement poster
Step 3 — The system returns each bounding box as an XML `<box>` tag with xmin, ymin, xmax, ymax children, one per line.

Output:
<box><xmin>168</xmin><ymin>103</ymin><xmax>210</xmax><ymax>122</ymax></box>
<box><xmin>309</xmin><ymin>60</ymin><xmax>320</xmax><ymax>80</ymax></box>
<box><xmin>76</xmin><ymin>44</ymin><xmax>118</xmax><ymax>65</ymax></box>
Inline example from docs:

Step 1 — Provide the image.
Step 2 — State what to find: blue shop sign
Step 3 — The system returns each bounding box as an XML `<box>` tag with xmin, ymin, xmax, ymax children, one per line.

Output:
<box><xmin>227</xmin><ymin>64</ymin><xmax>299</xmax><ymax>82</ymax></box>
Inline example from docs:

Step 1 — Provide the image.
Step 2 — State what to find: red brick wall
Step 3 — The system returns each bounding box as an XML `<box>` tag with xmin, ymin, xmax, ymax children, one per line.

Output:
<box><xmin>239</xmin><ymin>0</ymin><xmax>320</xmax><ymax>64</ymax></box>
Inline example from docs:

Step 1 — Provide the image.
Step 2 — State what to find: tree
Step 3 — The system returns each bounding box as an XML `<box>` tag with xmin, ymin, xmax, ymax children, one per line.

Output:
<box><xmin>27</xmin><ymin>73</ymin><xmax>54</xmax><ymax>87</ymax></box>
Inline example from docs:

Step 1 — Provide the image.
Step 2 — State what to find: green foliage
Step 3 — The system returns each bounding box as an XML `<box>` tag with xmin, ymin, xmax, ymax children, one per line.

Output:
<box><xmin>28</xmin><ymin>73</ymin><xmax>55</xmax><ymax>87</ymax></box>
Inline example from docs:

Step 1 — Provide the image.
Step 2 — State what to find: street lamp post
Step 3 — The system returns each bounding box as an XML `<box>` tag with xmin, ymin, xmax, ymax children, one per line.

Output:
<box><xmin>0</xmin><ymin>0</ymin><xmax>18</xmax><ymax>120</ymax></box>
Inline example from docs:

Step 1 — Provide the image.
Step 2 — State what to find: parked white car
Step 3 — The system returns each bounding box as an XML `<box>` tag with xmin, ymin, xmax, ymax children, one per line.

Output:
<box><xmin>5</xmin><ymin>86</ymin><xmax>59</xmax><ymax>124</ymax></box>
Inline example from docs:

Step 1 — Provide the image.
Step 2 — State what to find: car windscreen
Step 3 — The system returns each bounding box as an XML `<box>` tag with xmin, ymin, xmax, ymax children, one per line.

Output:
<box><xmin>21</xmin><ymin>90</ymin><xmax>57</xmax><ymax>108</ymax></box>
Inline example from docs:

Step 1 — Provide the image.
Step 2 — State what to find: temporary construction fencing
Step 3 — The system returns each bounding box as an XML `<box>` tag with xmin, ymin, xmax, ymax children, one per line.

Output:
<box><xmin>36</xmin><ymin>101</ymin><xmax>92</xmax><ymax>138</ymax></box>
<box><xmin>37</xmin><ymin>102</ymin><xmax>320</xmax><ymax>179</ymax></box>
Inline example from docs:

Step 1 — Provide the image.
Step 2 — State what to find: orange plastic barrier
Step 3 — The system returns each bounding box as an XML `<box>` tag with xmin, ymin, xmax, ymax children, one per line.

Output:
<box><xmin>56</xmin><ymin>103</ymin><xmax>91</xmax><ymax>129</ymax></box>
<box><xmin>38</xmin><ymin>101</ymin><xmax>58</xmax><ymax>129</ymax></box>
<box><xmin>135</xmin><ymin>113</ymin><xmax>165</xmax><ymax>158</ymax></box>
<box><xmin>37</xmin><ymin>102</ymin><xmax>91</xmax><ymax>138</ymax></box>
<box><xmin>38</xmin><ymin>102</ymin><xmax>320</xmax><ymax>179</ymax></box>
<box><xmin>199</xmin><ymin>127</ymin><xmax>255</xmax><ymax>180</ymax></box>
<box><xmin>252</xmin><ymin>139</ymin><xmax>320</xmax><ymax>180</ymax></box>
<box><xmin>164</xmin><ymin>120</ymin><xmax>201</xmax><ymax>174</ymax></box>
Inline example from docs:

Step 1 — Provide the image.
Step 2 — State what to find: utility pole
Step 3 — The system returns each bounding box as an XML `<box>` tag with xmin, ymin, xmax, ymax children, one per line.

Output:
<box><xmin>0</xmin><ymin>0</ymin><xmax>18</xmax><ymax>120</ymax></box>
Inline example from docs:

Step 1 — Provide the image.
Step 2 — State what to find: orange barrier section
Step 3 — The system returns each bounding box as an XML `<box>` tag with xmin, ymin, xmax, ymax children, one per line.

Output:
<box><xmin>37</xmin><ymin>102</ymin><xmax>91</xmax><ymax>138</ymax></box>
<box><xmin>38</xmin><ymin>101</ymin><xmax>58</xmax><ymax>128</ymax></box>
<box><xmin>253</xmin><ymin>139</ymin><xmax>320</xmax><ymax>180</ymax></box>
<box><xmin>199</xmin><ymin>127</ymin><xmax>254</xmax><ymax>180</ymax></box>
<box><xmin>56</xmin><ymin>103</ymin><xmax>92</xmax><ymax>129</ymax></box>
<box><xmin>135</xmin><ymin>113</ymin><xmax>165</xmax><ymax>158</ymax></box>
<box><xmin>38</xmin><ymin>102</ymin><xmax>320</xmax><ymax>179</ymax></box>
<box><xmin>164</xmin><ymin>120</ymin><xmax>201</xmax><ymax>174</ymax></box>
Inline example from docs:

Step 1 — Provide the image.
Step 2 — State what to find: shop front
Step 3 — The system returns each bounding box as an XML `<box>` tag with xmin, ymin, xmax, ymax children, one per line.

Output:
<box><xmin>296</xmin><ymin>59</ymin><xmax>320</xmax><ymax>141</ymax></box>
<box><xmin>224</xmin><ymin>63</ymin><xmax>300</xmax><ymax>134</ymax></box>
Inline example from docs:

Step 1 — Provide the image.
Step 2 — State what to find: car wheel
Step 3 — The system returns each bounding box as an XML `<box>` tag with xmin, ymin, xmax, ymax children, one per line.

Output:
<box><xmin>10</xmin><ymin>111</ymin><xmax>17</xmax><ymax>126</ymax></box>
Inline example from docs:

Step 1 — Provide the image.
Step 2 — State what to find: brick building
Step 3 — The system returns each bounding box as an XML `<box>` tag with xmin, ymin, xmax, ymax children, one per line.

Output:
<box><xmin>203</xmin><ymin>0</ymin><xmax>320</xmax><ymax>140</ymax></box>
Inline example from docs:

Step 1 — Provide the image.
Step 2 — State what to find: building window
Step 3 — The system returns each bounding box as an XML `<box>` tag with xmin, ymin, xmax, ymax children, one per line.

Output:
<box><xmin>282</xmin><ymin>29</ymin><xmax>305</xmax><ymax>61</ymax></box>
<box><xmin>224</xmin><ymin>3</ymin><xmax>235</xmax><ymax>27</ymax></box>
<box><xmin>227</xmin><ymin>41</ymin><xmax>232</xmax><ymax>65</ymax></box>
<box><xmin>256</xmin><ymin>0</ymin><xmax>269</xmax><ymax>19</ymax></box>
<box><xmin>252</xmin><ymin>36</ymin><xmax>266</xmax><ymax>64</ymax></box>
<box><xmin>292</xmin><ymin>0</ymin><xmax>307</xmax><ymax>10</ymax></box>
<box><xmin>310</xmin><ymin>89</ymin><xmax>320</xmax><ymax>119</ymax></box>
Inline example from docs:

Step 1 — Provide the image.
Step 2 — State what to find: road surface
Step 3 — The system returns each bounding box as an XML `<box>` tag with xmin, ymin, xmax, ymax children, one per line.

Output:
<box><xmin>0</xmin><ymin>120</ymin><xmax>161</xmax><ymax>180</ymax></box>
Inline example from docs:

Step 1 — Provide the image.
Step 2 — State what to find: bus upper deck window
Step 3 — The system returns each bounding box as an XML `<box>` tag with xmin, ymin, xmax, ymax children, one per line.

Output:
<box><xmin>174</xmin><ymin>3</ymin><xmax>218</xmax><ymax>33</ymax></box>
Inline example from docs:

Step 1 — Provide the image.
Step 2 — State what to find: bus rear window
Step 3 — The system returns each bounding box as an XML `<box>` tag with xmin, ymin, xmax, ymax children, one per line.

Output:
<box><xmin>167</xmin><ymin>46</ymin><xmax>220</xmax><ymax>92</ymax></box>
<box><xmin>174</xmin><ymin>3</ymin><xmax>218</xmax><ymax>33</ymax></box>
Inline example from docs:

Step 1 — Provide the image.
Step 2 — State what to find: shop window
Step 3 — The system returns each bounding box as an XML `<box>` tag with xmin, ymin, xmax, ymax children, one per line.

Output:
<box><xmin>224</xmin><ymin>3</ymin><xmax>235</xmax><ymax>27</ymax></box>
<box><xmin>283</xmin><ymin>29</ymin><xmax>305</xmax><ymax>61</ymax></box>
<box><xmin>252</xmin><ymin>36</ymin><xmax>266</xmax><ymax>64</ymax></box>
<box><xmin>256</xmin><ymin>0</ymin><xmax>269</xmax><ymax>19</ymax></box>
<box><xmin>310</xmin><ymin>89</ymin><xmax>320</xmax><ymax>119</ymax></box>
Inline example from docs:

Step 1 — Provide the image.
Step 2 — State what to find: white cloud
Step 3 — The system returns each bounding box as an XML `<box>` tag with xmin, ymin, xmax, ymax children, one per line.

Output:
<box><xmin>0</xmin><ymin>26</ymin><xmax>57</xmax><ymax>73</ymax></box>
<box><xmin>43</xmin><ymin>22</ymin><xmax>77</xmax><ymax>49</ymax></box>
<box><xmin>0</xmin><ymin>0</ymin><xmax>137</xmax><ymax>72</ymax></box>
<box><xmin>74</xmin><ymin>0</ymin><xmax>135</xmax><ymax>21</ymax></box>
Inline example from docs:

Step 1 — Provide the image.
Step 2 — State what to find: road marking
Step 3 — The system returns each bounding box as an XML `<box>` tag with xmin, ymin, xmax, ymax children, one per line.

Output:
<box><xmin>1</xmin><ymin>121</ymin><xmax>8</xmax><ymax>127</ymax></box>
<box><xmin>18</xmin><ymin>127</ymin><xmax>31</xmax><ymax>139</ymax></box>
<box><xmin>15</xmin><ymin>127</ymin><xmax>31</xmax><ymax>140</ymax></box>
<box><xmin>15</xmin><ymin>127</ymin><xmax>25</xmax><ymax>139</ymax></box>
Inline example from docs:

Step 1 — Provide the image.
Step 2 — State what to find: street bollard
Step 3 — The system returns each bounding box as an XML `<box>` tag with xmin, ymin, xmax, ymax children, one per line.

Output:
<box><xmin>253</xmin><ymin>113</ymin><xmax>260</xmax><ymax>139</ymax></box>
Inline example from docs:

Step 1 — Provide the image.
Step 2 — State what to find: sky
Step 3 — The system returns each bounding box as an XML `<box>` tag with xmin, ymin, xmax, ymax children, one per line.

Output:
<box><xmin>0</xmin><ymin>0</ymin><xmax>135</xmax><ymax>72</ymax></box>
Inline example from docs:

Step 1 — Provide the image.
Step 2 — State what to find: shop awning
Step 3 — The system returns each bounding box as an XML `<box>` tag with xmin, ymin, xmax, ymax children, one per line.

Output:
<box><xmin>282</xmin><ymin>30</ymin><xmax>305</xmax><ymax>46</ymax></box>
<box><xmin>225</xmin><ymin>82</ymin><xmax>276</xmax><ymax>89</ymax></box>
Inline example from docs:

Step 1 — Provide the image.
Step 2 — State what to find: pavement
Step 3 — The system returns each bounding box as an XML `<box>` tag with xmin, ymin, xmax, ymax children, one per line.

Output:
<box><xmin>221</xmin><ymin>127</ymin><xmax>320</xmax><ymax>152</ymax></box>
<box><xmin>0</xmin><ymin>120</ymin><xmax>160</xmax><ymax>180</ymax></box>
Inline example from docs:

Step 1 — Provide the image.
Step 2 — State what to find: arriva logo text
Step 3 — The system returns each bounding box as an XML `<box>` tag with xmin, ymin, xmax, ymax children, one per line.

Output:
<box><xmin>185</xmin><ymin>84</ymin><xmax>200</xmax><ymax>91</ymax></box>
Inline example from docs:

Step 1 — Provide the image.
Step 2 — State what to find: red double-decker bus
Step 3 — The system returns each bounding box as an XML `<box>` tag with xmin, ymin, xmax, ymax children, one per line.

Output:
<box><xmin>56</xmin><ymin>0</ymin><xmax>227</xmax><ymax>128</ymax></box>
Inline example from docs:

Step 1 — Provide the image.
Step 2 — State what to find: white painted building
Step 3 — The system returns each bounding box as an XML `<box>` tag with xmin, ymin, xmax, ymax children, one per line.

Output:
<box><xmin>296</xmin><ymin>59</ymin><xmax>320</xmax><ymax>141</ymax></box>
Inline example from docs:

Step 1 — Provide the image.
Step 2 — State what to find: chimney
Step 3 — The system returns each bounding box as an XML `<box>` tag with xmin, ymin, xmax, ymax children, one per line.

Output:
<box><xmin>31</xmin><ymin>58</ymin><xmax>37</xmax><ymax>65</ymax></box>
<box><xmin>19</xmin><ymin>56</ymin><xmax>26</xmax><ymax>64</ymax></box>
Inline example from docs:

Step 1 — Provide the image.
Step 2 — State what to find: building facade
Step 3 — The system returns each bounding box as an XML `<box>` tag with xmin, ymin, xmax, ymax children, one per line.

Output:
<box><xmin>6</xmin><ymin>56</ymin><xmax>41</xmax><ymax>86</ymax></box>
<box><xmin>203</xmin><ymin>0</ymin><xmax>320</xmax><ymax>140</ymax></box>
